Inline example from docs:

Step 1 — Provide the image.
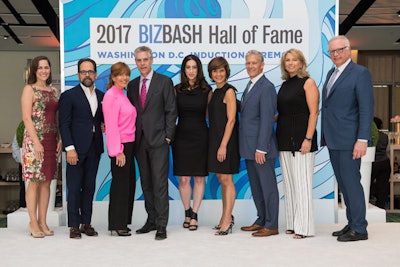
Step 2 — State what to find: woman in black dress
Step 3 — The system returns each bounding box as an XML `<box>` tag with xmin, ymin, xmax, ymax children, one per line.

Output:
<box><xmin>172</xmin><ymin>55</ymin><xmax>212</xmax><ymax>230</ymax></box>
<box><xmin>207</xmin><ymin>57</ymin><xmax>239</xmax><ymax>235</ymax></box>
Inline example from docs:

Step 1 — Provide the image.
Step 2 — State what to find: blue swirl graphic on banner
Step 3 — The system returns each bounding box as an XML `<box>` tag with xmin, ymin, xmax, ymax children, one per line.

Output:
<box><xmin>63</xmin><ymin>0</ymin><xmax>336</xmax><ymax>201</ymax></box>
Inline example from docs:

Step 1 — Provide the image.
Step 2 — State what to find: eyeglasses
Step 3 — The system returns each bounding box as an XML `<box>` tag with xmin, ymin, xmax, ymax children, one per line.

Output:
<box><xmin>79</xmin><ymin>70</ymin><xmax>96</xmax><ymax>75</ymax></box>
<box><xmin>328</xmin><ymin>46</ymin><xmax>348</xmax><ymax>56</ymax></box>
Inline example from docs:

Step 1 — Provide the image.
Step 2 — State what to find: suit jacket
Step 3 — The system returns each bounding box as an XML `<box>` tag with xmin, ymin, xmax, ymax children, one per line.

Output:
<box><xmin>127</xmin><ymin>71</ymin><xmax>177</xmax><ymax>147</ymax></box>
<box><xmin>321</xmin><ymin>61</ymin><xmax>374</xmax><ymax>150</ymax></box>
<box><xmin>58</xmin><ymin>84</ymin><xmax>105</xmax><ymax>155</ymax></box>
<box><xmin>239</xmin><ymin>75</ymin><xmax>278</xmax><ymax>160</ymax></box>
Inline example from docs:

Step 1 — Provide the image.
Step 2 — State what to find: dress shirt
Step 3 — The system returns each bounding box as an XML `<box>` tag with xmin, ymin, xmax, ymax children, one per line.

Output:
<box><xmin>103</xmin><ymin>86</ymin><xmax>137</xmax><ymax>157</ymax></box>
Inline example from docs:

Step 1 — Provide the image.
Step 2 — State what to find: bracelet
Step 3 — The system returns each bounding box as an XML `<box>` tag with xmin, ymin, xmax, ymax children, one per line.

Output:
<box><xmin>305</xmin><ymin>137</ymin><xmax>312</xmax><ymax>142</ymax></box>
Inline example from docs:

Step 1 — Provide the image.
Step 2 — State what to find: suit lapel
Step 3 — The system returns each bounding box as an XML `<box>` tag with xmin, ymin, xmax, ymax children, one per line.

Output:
<box><xmin>77</xmin><ymin>86</ymin><xmax>93</xmax><ymax>116</ymax></box>
<box><xmin>242</xmin><ymin>77</ymin><xmax>263</xmax><ymax>109</ymax></box>
<box><xmin>326</xmin><ymin>61</ymin><xmax>354</xmax><ymax>99</ymax></box>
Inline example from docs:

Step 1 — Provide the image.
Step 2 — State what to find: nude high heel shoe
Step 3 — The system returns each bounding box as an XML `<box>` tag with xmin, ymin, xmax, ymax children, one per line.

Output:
<box><xmin>29</xmin><ymin>224</ymin><xmax>45</xmax><ymax>238</ymax></box>
<box><xmin>40</xmin><ymin>224</ymin><xmax>54</xmax><ymax>236</ymax></box>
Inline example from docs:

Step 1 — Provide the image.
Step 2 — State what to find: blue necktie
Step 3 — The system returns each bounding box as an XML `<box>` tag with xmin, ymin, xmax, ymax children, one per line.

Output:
<box><xmin>241</xmin><ymin>80</ymin><xmax>252</xmax><ymax>101</ymax></box>
<box><xmin>326</xmin><ymin>68</ymin><xmax>338</xmax><ymax>96</ymax></box>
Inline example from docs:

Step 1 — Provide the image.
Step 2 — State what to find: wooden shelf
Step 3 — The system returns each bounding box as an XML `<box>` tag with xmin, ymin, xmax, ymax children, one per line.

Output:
<box><xmin>0</xmin><ymin>147</ymin><xmax>12</xmax><ymax>154</ymax></box>
<box><xmin>0</xmin><ymin>181</ymin><xmax>19</xmax><ymax>187</ymax></box>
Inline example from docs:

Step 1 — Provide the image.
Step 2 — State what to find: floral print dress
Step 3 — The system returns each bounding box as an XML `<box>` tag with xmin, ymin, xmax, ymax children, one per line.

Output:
<box><xmin>22</xmin><ymin>86</ymin><xmax>59</xmax><ymax>182</ymax></box>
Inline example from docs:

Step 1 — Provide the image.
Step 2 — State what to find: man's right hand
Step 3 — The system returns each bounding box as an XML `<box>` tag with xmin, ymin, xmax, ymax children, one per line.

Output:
<box><xmin>66</xmin><ymin>149</ymin><xmax>79</xmax><ymax>165</ymax></box>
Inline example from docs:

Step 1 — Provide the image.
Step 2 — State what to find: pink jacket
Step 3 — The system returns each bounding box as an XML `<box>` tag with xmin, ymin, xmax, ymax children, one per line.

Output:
<box><xmin>103</xmin><ymin>86</ymin><xmax>136</xmax><ymax>157</ymax></box>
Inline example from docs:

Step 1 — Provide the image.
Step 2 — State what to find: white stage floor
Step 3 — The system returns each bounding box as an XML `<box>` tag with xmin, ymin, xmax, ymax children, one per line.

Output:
<box><xmin>1</xmin><ymin>223</ymin><xmax>400</xmax><ymax>267</ymax></box>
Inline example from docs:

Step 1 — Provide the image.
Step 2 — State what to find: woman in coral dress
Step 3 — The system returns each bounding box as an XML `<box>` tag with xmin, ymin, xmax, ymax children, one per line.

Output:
<box><xmin>21</xmin><ymin>56</ymin><xmax>62</xmax><ymax>238</ymax></box>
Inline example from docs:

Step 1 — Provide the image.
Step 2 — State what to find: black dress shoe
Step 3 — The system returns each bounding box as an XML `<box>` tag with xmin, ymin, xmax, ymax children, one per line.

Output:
<box><xmin>70</xmin><ymin>227</ymin><xmax>82</xmax><ymax>239</ymax></box>
<box><xmin>136</xmin><ymin>223</ymin><xmax>156</xmax><ymax>234</ymax></box>
<box><xmin>337</xmin><ymin>230</ymin><xmax>368</xmax><ymax>242</ymax></box>
<box><xmin>155</xmin><ymin>226</ymin><xmax>167</xmax><ymax>240</ymax></box>
<box><xmin>332</xmin><ymin>225</ymin><xmax>350</xmax><ymax>237</ymax></box>
<box><xmin>80</xmin><ymin>224</ymin><xmax>98</xmax><ymax>236</ymax></box>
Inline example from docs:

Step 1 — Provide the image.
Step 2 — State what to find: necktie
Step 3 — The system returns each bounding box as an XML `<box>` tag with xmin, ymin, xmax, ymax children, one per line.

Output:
<box><xmin>241</xmin><ymin>80</ymin><xmax>252</xmax><ymax>101</ymax></box>
<box><xmin>140</xmin><ymin>78</ymin><xmax>147</xmax><ymax>108</ymax></box>
<box><xmin>326</xmin><ymin>68</ymin><xmax>338</xmax><ymax>96</ymax></box>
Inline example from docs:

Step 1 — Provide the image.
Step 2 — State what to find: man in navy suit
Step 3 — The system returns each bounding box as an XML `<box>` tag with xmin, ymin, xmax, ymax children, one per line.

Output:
<box><xmin>59</xmin><ymin>58</ymin><xmax>105</xmax><ymax>239</ymax></box>
<box><xmin>127</xmin><ymin>46</ymin><xmax>177</xmax><ymax>240</ymax></box>
<box><xmin>321</xmin><ymin>35</ymin><xmax>374</xmax><ymax>242</ymax></box>
<box><xmin>239</xmin><ymin>50</ymin><xmax>279</xmax><ymax>237</ymax></box>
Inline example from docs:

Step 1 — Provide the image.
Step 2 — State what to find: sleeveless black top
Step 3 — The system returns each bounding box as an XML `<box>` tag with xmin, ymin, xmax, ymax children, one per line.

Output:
<box><xmin>276</xmin><ymin>76</ymin><xmax>317</xmax><ymax>154</ymax></box>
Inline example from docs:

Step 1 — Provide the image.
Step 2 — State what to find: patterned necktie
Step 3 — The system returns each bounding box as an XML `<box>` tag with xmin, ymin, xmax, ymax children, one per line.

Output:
<box><xmin>241</xmin><ymin>80</ymin><xmax>252</xmax><ymax>101</ymax></box>
<box><xmin>326</xmin><ymin>68</ymin><xmax>338</xmax><ymax>96</ymax></box>
<box><xmin>140</xmin><ymin>78</ymin><xmax>147</xmax><ymax>108</ymax></box>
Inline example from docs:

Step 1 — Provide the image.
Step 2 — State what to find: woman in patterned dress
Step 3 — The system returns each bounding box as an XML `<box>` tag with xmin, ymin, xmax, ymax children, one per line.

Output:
<box><xmin>21</xmin><ymin>56</ymin><xmax>62</xmax><ymax>238</ymax></box>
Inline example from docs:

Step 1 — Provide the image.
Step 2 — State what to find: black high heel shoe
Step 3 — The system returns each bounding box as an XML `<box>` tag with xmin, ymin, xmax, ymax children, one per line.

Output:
<box><xmin>215</xmin><ymin>222</ymin><xmax>233</xmax><ymax>236</ymax></box>
<box><xmin>183</xmin><ymin>207</ymin><xmax>192</xmax><ymax>228</ymax></box>
<box><xmin>212</xmin><ymin>215</ymin><xmax>234</xmax><ymax>230</ymax></box>
<box><xmin>189</xmin><ymin>211</ymin><xmax>198</xmax><ymax>231</ymax></box>
<box><xmin>111</xmin><ymin>230</ymin><xmax>131</xmax><ymax>236</ymax></box>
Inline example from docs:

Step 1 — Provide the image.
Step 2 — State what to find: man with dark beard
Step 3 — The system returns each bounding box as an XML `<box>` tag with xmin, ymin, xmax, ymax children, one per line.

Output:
<box><xmin>59</xmin><ymin>58</ymin><xmax>105</xmax><ymax>239</ymax></box>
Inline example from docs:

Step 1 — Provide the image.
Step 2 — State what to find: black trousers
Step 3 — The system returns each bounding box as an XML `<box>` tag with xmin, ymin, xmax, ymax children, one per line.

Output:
<box><xmin>370</xmin><ymin>158</ymin><xmax>390</xmax><ymax>209</ymax></box>
<box><xmin>108</xmin><ymin>142</ymin><xmax>136</xmax><ymax>230</ymax></box>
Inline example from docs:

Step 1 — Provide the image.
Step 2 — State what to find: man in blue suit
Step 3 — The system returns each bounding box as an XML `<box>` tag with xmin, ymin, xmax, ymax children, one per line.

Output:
<box><xmin>321</xmin><ymin>35</ymin><xmax>374</xmax><ymax>242</ymax></box>
<box><xmin>59</xmin><ymin>58</ymin><xmax>105</xmax><ymax>239</ymax></box>
<box><xmin>239</xmin><ymin>50</ymin><xmax>279</xmax><ymax>237</ymax></box>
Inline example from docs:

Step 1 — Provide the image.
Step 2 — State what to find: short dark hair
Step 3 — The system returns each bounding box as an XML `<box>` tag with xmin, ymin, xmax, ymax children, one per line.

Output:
<box><xmin>77</xmin><ymin>58</ymin><xmax>97</xmax><ymax>72</ymax></box>
<box><xmin>207</xmin><ymin>57</ymin><xmax>230</xmax><ymax>82</ymax></box>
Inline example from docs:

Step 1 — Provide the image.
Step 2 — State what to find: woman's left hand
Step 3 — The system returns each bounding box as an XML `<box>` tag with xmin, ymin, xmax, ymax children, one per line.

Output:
<box><xmin>299</xmin><ymin>139</ymin><xmax>311</xmax><ymax>155</ymax></box>
<box><xmin>217</xmin><ymin>146</ymin><xmax>227</xmax><ymax>162</ymax></box>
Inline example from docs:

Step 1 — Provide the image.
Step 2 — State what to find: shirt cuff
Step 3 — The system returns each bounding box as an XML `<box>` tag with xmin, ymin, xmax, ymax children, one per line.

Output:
<box><xmin>357</xmin><ymin>139</ymin><xmax>368</xmax><ymax>142</ymax></box>
<box><xmin>256</xmin><ymin>149</ymin><xmax>267</xmax><ymax>154</ymax></box>
<box><xmin>65</xmin><ymin>145</ymin><xmax>75</xmax><ymax>151</ymax></box>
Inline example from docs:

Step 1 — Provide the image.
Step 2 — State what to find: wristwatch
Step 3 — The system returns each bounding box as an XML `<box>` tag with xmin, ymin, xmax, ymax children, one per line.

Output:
<box><xmin>305</xmin><ymin>137</ymin><xmax>312</xmax><ymax>142</ymax></box>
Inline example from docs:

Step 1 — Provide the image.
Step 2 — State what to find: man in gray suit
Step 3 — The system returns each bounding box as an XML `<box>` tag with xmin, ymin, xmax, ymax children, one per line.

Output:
<box><xmin>127</xmin><ymin>46</ymin><xmax>177</xmax><ymax>240</ymax></box>
<box><xmin>321</xmin><ymin>35</ymin><xmax>374</xmax><ymax>242</ymax></box>
<box><xmin>239</xmin><ymin>50</ymin><xmax>279</xmax><ymax>237</ymax></box>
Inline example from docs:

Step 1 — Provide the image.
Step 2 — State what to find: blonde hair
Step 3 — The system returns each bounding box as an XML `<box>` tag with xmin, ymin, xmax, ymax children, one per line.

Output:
<box><xmin>280</xmin><ymin>48</ymin><xmax>309</xmax><ymax>81</ymax></box>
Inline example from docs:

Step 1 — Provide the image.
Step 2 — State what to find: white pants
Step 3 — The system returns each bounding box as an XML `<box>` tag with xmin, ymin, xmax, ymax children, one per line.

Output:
<box><xmin>279</xmin><ymin>151</ymin><xmax>315</xmax><ymax>236</ymax></box>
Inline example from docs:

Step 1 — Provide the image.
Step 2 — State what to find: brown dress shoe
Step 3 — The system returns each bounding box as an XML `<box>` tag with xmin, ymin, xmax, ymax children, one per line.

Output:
<box><xmin>240</xmin><ymin>224</ymin><xmax>263</xmax><ymax>231</ymax></box>
<box><xmin>252</xmin><ymin>227</ymin><xmax>279</xmax><ymax>237</ymax></box>
<box><xmin>70</xmin><ymin>227</ymin><xmax>82</xmax><ymax>239</ymax></box>
<box><xmin>80</xmin><ymin>224</ymin><xmax>98</xmax><ymax>236</ymax></box>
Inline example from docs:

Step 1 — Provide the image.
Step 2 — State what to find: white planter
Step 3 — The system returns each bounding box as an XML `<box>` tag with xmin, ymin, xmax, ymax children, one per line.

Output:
<box><xmin>341</xmin><ymin>146</ymin><xmax>376</xmax><ymax>208</ymax></box>
<box><xmin>360</xmin><ymin>146</ymin><xmax>376</xmax><ymax>207</ymax></box>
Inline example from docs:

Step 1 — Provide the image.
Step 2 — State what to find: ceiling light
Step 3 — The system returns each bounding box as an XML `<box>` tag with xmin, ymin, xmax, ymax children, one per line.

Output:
<box><xmin>3</xmin><ymin>35</ymin><xmax>8</xmax><ymax>40</ymax></box>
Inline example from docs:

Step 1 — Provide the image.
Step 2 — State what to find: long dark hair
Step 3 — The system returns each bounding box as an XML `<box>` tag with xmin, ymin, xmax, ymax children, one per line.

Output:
<box><xmin>177</xmin><ymin>55</ymin><xmax>210</xmax><ymax>93</ymax></box>
<box><xmin>27</xmin><ymin>56</ymin><xmax>52</xmax><ymax>85</ymax></box>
